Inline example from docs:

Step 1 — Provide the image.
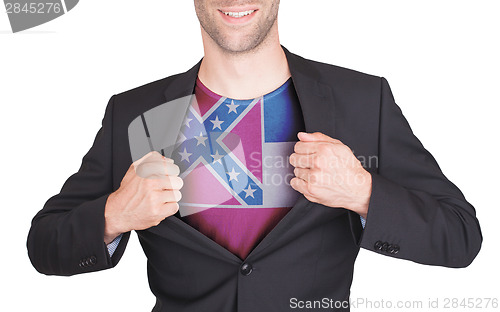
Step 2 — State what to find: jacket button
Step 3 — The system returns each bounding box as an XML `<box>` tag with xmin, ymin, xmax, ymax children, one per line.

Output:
<box><xmin>393</xmin><ymin>245</ymin><xmax>400</xmax><ymax>254</ymax></box>
<box><xmin>240</xmin><ymin>263</ymin><xmax>253</xmax><ymax>276</ymax></box>
<box><xmin>374</xmin><ymin>241</ymin><xmax>383</xmax><ymax>250</ymax></box>
<box><xmin>79</xmin><ymin>258</ymin><xmax>87</xmax><ymax>267</ymax></box>
<box><xmin>89</xmin><ymin>256</ymin><xmax>97</xmax><ymax>265</ymax></box>
<box><xmin>387</xmin><ymin>244</ymin><xmax>395</xmax><ymax>254</ymax></box>
<box><xmin>381</xmin><ymin>242</ymin><xmax>389</xmax><ymax>252</ymax></box>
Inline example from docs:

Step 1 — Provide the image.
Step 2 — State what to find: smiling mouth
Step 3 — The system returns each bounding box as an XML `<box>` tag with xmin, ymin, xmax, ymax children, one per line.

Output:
<box><xmin>219</xmin><ymin>9</ymin><xmax>257</xmax><ymax>18</ymax></box>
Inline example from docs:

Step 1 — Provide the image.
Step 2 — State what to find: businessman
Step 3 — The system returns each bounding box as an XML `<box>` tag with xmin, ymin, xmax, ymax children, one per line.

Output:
<box><xmin>27</xmin><ymin>1</ymin><xmax>482</xmax><ymax>311</ymax></box>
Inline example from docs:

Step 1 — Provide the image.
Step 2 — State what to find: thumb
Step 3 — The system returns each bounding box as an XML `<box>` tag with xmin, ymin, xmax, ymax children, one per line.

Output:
<box><xmin>297</xmin><ymin>132</ymin><xmax>340</xmax><ymax>144</ymax></box>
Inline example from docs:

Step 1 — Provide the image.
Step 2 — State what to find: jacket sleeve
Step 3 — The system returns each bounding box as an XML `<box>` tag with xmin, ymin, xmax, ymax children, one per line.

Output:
<box><xmin>27</xmin><ymin>95</ymin><xmax>130</xmax><ymax>276</ymax></box>
<box><xmin>351</xmin><ymin>77</ymin><xmax>482</xmax><ymax>268</ymax></box>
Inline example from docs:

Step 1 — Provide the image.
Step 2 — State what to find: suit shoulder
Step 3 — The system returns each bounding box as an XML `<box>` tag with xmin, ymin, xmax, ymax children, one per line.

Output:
<box><xmin>105</xmin><ymin>70</ymin><xmax>191</xmax><ymax>128</ymax></box>
<box><xmin>288</xmin><ymin>52</ymin><xmax>385</xmax><ymax>113</ymax></box>
<box><xmin>294</xmin><ymin>53</ymin><xmax>382</xmax><ymax>86</ymax></box>
<box><xmin>113</xmin><ymin>72</ymin><xmax>182</xmax><ymax>104</ymax></box>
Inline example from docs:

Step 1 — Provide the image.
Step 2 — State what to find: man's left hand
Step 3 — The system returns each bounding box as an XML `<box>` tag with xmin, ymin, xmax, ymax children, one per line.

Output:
<box><xmin>289</xmin><ymin>132</ymin><xmax>372</xmax><ymax>219</ymax></box>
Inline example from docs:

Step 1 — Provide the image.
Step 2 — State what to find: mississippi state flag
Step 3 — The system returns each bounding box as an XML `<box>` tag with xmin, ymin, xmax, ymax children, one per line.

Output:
<box><xmin>172</xmin><ymin>77</ymin><xmax>305</xmax><ymax>218</ymax></box>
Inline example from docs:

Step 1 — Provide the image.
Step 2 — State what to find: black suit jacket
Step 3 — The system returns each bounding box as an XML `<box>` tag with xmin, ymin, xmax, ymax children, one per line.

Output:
<box><xmin>27</xmin><ymin>46</ymin><xmax>482</xmax><ymax>311</ymax></box>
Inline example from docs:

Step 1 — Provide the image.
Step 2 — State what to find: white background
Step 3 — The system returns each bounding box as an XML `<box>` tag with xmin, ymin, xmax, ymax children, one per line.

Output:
<box><xmin>1</xmin><ymin>1</ymin><xmax>499</xmax><ymax>311</ymax></box>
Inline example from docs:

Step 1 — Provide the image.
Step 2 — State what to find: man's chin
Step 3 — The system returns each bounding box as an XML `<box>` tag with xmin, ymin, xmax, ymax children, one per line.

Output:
<box><xmin>220</xmin><ymin>45</ymin><xmax>259</xmax><ymax>55</ymax></box>
<box><xmin>215</xmin><ymin>35</ymin><xmax>267</xmax><ymax>55</ymax></box>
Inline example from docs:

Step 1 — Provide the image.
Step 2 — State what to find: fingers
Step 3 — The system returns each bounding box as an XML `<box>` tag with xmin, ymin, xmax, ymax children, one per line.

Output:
<box><xmin>142</xmin><ymin>151</ymin><xmax>174</xmax><ymax>165</ymax></box>
<box><xmin>297</xmin><ymin>132</ymin><xmax>342</xmax><ymax>144</ymax></box>
<box><xmin>290</xmin><ymin>177</ymin><xmax>317</xmax><ymax>202</ymax></box>
<box><xmin>293</xmin><ymin>141</ymin><xmax>330</xmax><ymax>154</ymax></box>
<box><xmin>135</xmin><ymin>159</ymin><xmax>180</xmax><ymax>178</ymax></box>
<box><xmin>158</xmin><ymin>189</ymin><xmax>182</xmax><ymax>203</ymax></box>
<box><xmin>294</xmin><ymin>139</ymin><xmax>345</xmax><ymax>155</ymax></box>
<box><xmin>160</xmin><ymin>175</ymin><xmax>184</xmax><ymax>190</ymax></box>
<box><xmin>293</xmin><ymin>167</ymin><xmax>325</xmax><ymax>187</ymax></box>
<box><xmin>143</xmin><ymin>175</ymin><xmax>183</xmax><ymax>192</ymax></box>
<box><xmin>293</xmin><ymin>167</ymin><xmax>314</xmax><ymax>183</ymax></box>
<box><xmin>164</xmin><ymin>158</ymin><xmax>174</xmax><ymax>163</ymax></box>
<box><xmin>162</xmin><ymin>202</ymin><xmax>180</xmax><ymax>216</ymax></box>
<box><xmin>293</xmin><ymin>141</ymin><xmax>316</xmax><ymax>154</ymax></box>
<box><xmin>133</xmin><ymin>151</ymin><xmax>161</xmax><ymax>166</ymax></box>
<box><xmin>289</xmin><ymin>153</ymin><xmax>316</xmax><ymax>169</ymax></box>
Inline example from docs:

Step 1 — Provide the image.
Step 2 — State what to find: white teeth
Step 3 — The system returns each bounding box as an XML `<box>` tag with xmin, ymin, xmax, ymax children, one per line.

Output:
<box><xmin>222</xmin><ymin>10</ymin><xmax>255</xmax><ymax>18</ymax></box>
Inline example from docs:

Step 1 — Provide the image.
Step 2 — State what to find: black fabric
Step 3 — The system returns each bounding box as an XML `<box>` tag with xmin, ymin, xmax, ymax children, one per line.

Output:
<box><xmin>27</xmin><ymin>46</ymin><xmax>482</xmax><ymax>311</ymax></box>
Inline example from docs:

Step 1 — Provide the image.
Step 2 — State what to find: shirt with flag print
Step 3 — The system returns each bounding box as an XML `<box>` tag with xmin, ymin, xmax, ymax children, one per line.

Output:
<box><xmin>171</xmin><ymin>76</ymin><xmax>306</xmax><ymax>260</ymax></box>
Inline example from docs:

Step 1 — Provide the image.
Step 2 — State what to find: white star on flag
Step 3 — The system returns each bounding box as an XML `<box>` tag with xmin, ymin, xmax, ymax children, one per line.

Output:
<box><xmin>226</xmin><ymin>100</ymin><xmax>239</xmax><ymax>114</ymax></box>
<box><xmin>243</xmin><ymin>184</ymin><xmax>256</xmax><ymax>198</ymax></box>
<box><xmin>211</xmin><ymin>149</ymin><xmax>224</xmax><ymax>164</ymax></box>
<box><xmin>179</xmin><ymin>147</ymin><xmax>192</xmax><ymax>163</ymax></box>
<box><xmin>226</xmin><ymin>167</ymin><xmax>241</xmax><ymax>182</ymax></box>
<box><xmin>210</xmin><ymin>115</ymin><xmax>224</xmax><ymax>130</ymax></box>
<box><xmin>194</xmin><ymin>132</ymin><xmax>208</xmax><ymax>146</ymax></box>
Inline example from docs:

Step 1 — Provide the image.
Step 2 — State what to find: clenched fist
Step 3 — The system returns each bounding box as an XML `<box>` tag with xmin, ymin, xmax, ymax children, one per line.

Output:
<box><xmin>104</xmin><ymin>151</ymin><xmax>184</xmax><ymax>244</ymax></box>
<box><xmin>289</xmin><ymin>132</ymin><xmax>372</xmax><ymax>219</ymax></box>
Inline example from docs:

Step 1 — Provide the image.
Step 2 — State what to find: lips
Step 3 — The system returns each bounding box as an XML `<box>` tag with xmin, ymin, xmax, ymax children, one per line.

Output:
<box><xmin>220</xmin><ymin>9</ymin><xmax>256</xmax><ymax>18</ymax></box>
<box><xmin>218</xmin><ymin>8</ymin><xmax>258</xmax><ymax>24</ymax></box>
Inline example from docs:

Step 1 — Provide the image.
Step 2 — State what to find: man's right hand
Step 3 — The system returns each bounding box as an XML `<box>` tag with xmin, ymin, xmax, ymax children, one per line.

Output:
<box><xmin>103</xmin><ymin>151</ymin><xmax>183</xmax><ymax>244</ymax></box>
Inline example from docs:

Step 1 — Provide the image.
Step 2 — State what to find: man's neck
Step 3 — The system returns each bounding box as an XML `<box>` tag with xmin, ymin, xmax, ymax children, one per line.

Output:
<box><xmin>197</xmin><ymin>29</ymin><xmax>291</xmax><ymax>100</ymax></box>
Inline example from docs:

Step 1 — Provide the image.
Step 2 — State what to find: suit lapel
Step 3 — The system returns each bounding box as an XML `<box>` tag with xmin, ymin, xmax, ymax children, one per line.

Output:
<box><xmin>154</xmin><ymin>47</ymin><xmax>337</xmax><ymax>261</ymax></box>
<box><xmin>162</xmin><ymin>60</ymin><xmax>201</xmax><ymax>102</ymax></box>
<box><xmin>283</xmin><ymin>46</ymin><xmax>336</xmax><ymax>136</ymax></box>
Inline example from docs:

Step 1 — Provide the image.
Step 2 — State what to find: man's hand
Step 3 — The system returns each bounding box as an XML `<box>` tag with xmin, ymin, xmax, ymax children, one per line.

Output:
<box><xmin>103</xmin><ymin>151</ymin><xmax>183</xmax><ymax>244</ymax></box>
<box><xmin>289</xmin><ymin>132</ymin><xmax>372</xmax><ymax>219</ymax></box>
